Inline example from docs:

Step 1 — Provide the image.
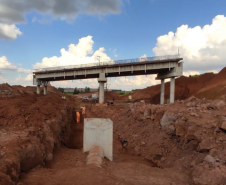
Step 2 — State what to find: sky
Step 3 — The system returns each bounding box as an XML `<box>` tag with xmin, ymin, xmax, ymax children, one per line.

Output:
<box><xmin>0</xmin><ymin>0</ymin><xmax>226</xmax><ymax>90</ymax></box>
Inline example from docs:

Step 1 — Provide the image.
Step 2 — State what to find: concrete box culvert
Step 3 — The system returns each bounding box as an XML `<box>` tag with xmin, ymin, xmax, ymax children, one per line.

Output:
<box><xmin>83</xmin><ymin>118</ymin><xmax>113</xmax><ymax>161</ymax></box>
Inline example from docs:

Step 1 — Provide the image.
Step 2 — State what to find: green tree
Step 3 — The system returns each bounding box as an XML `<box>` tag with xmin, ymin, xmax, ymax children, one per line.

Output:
<box><xmin>84</xmin><ymin>86</ymin><xmax>90</xmax><ymax>93</ymax></box>
<box><xmin>73</xmin><ymin>88</ymin><xmax>80</xmax><ymax>94</ymax></box>
<box><xmin>58</xmin><ymin>87</ymin><xmax>64</xmax><ymax>93</ymax></box>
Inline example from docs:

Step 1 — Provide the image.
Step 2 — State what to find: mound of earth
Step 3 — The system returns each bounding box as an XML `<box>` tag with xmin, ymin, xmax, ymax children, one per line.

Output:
<box><xmin>0</xmin><ymin>93</ymin><xmax>77</xmax><ymax>184</ymax></box>
<box><xmin>88</xmin><ymin>97</ymin><xmax>226</xmax><ymax>184</ymax></box>
<box><xmin>105</xmin><ymin>91</ymin><xmax>128</xmax><ymax>101</ymax></box>
<box><xmin>0</xmin><ymin>84</ymin><xmax>62</xmax><ymax>97</ymax></box>
<box><xmin>196</xmin><ymin>67</ymin><xmax>226</xmax><ymax>100</ymax></box>
<box><xmin>130</xmin><ymin>73</ymin><xmax>216</xmax><ymax>104</ymax></box>
<box><xmin>0</xmin><ymin>83</ymin><xmax>23</xmax><ymax>97</ymax></box>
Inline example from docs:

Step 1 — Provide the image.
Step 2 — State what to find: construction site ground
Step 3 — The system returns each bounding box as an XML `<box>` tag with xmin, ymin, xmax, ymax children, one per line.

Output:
<box><xmin>1</xmin><ymin>67</ymin><xmax>226</xmax><ymax>185</ymax></box>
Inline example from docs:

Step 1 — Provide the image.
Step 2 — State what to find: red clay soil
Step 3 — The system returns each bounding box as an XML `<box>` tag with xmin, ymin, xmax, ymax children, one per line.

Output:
<box><xmin>19</xmin><ymin>104</ymin><xmax>193</xmax><ymax>185</ymax></box>
<box><xmin>129</xmin><ymin>73</ymin><xmax>216</xmax><ymax>104</ymax></box>
<box><xmin>1</xmin><ymin>83</ymin><xmax>226</xmax><ymax>184</ymax></box>
<box><xmin>196</xmin><ymin>67</ymin><xmax>226</xmax><ymax>100</ymax></box>
<box><xmin>0</xmin><ymin>83</ymin><xmax>23</xmax><ymax>97</ymax></box>
<box><xmin>105</xmin><ymin>91</ymin><xmax>128</xmax><ymax>101</ymax></box>
<box><xmin>86</xmin><ymin>98</ymin><xmax>226</xmax><ymax>184</ymax></box>
<box><xmin>0</xmin><ymin>93</ymin><xmax>77</xmax><ymax>184</ymax></box>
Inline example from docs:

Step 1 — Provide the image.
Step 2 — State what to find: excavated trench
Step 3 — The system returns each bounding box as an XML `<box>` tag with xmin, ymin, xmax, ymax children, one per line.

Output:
<box><xmin>17</xmin><ymin>104</ymin><xmax>172</xmax><ymax>185</ymax></box>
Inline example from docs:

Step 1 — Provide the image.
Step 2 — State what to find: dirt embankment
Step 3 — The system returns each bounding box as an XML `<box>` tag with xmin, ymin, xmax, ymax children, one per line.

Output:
<box><xmin>128</xmin><ymin>73</ymin><xmax>216</xmax><ymax>104</ymax></box>
<box><xmin>0</xmin><ymin>84</ymin><xmax>62</xmax><ymax>97</ymax></box>
<box><xmin>88</xmin><ymin>98</ymin><xmax>226</xmax><ymax>184</ymax></box>
<box><xmin>0</xmin><ymin>93</ymin><xmax>78</xmax><ymax>184</ymax></box>
<box><xmin>196</xmin><ymin>67</ymin><xmax>226</xmax><ymax>100</ymax></box>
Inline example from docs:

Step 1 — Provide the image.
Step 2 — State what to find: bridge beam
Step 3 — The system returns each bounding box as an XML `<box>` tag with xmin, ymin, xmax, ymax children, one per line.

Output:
<box><xmin>160</xmin><ymin>79</ymin><xmax>165</xmax><ymax>105</ymax></box>
<box><xmin>98</xmin><ymin>73</ymin><xmax>107</xmax><ymax>104</ymax></box>
<box><xmin>170</xmin><ymin>77</ymin><xmax>175</xmax><ymax>103</ymax></box>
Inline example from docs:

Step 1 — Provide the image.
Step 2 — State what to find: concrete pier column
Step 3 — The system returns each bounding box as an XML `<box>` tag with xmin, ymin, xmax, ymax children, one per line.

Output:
<box><xmin>99</xmin><ymin>82</ymin><xmax>105</xmax><ymax>104</ymax></box>
<box><xmin>160</xmin><ymin>79</ymin><xmax>165</xmax><ymax>105</ymax></box>
<box><xmin>170</xmin><ymin>77</ymin><xmax>175</xmax><ymax>103</ymax></box>
<box><xmin>98</xmin><ymin>73</ymin><xmax>107</xmax><ymax>104</ymax></box>
<box><xmin>44</xmin><ymin>86</ymin><xmax>47</xmax><ymax>95</ymax></box>
<box><xmin>37</xmin><ymin>85</ymin><xmax>40</xmax><ymax>94</ymax></box>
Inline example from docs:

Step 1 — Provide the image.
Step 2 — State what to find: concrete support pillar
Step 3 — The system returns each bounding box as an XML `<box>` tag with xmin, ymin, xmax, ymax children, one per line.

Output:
<box><xmin>160</xmin><ymin>79</ymin><xmax>165</xmax><ymax>105</ymax></box>
<box><xmin>37</xmin><ymin>85</ymin><xmax>40</xmax><ymax>94</ymax></box>
<box><xmin>44</xmin><ymin>86</ymin><xmax>47</xmax><ymax>95</ymax></box>
<box><xmin>170</xmin><ymin>77</ymin><xmax>175</xmax><ymax>103</ymax></box>
<box><xmin>98</xmin><ymin>73</ymin><xmax>107</xmax><ymax>104</ymax></box>
<box><xmin>99</xmin><ymin>82</ymin><xmax>105</xmax><ymax>104</ymax></box>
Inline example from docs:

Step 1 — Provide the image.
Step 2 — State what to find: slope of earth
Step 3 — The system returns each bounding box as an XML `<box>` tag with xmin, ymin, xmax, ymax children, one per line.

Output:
<box><xmin>131</xmin><ymin>73</ymin><xmax>215</xmax><ymax>104</ymax></box>
<box><xmin>0</xmin><ymin>83</ymin><xmax>23</xmax><ymax>97</ymax></box>
<box><xmin>196</xmin><ymin>67</ymin><xmax>226</xmax><ymax>100</ymax></box>
<box><xmin>0</xmin><ymin>93</ymin><xmax>77</xmax><ymax>184</ymax></box>
<box><xmin>105</xmin><ymin>91</ymin><xmax>128</xmax><ymax>101</ymax></box>
<box><xmin>87</xmin><ymin>98</ymin><xmax>226</xmax><ymax>184</ymax></box>
<box><xmin>0</xmin><ymin>83</ymin><xmax>62</xmax><ymax>97</ymax></box>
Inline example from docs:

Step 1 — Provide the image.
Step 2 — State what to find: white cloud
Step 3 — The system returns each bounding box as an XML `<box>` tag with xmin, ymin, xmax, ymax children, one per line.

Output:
<box><xmin>0</xmin><ymin>23</ymin><xmax>22</xmax><ymax>40</ymax></box>
<box><xmin>108</xmin><ymin>75</ymin><xmax>158</xmax><ymax>90</ymax></box>
<box><xmin>207</xmin><ymin>70</ymin><xmax>218</xmax><ymax>74</ymax></box>
<box><xmin>0</xmin><ymin>0</ymin><xmax>121</xmax><ymax>25</ymax></box>
<box><xmin>51</xmin><ymin>75</ymin><xmax>159</xmax><ymax>91</ymax></box>
<box><xmin>0</xmin><ymin>76</ymin><xmax>7</xmax><ymax>83</ymax></box>
<box><xmin>33</xmin><ymin>36</ymin><xmax>111</xmax><ymax>69</ymax></box>
<box><xmin>0</xmin><ymin>0</ymin><xmax>122</xmax><ymax>40</ymax></box>
<box><xmin>0</xmin><ymin>56</ymin><xmax>17</xmax><ymax>70</ymax></box>
<box><xmin>25</xmin><ymin>74</ymin><xmax>33</xmax><ymax>81</ymax></box>
<box><xmin>139</xmin><ymin>54</ymin><xmax>147</xmax><ymax>62</ymax></box>
<box><xmin>17</xmin><ymin>68</ymin><xmax>32</xmax><ymax>74</ymax></box>
<box><xmin>113</xmin><ymin>49</ymin><xmax>118</xmax><ymax>58</ymax></box>
<box><xmin>183</xmin><ymin>71</ymin><xmax>200</xmax><ymax>77</ymax></box>
<box><xmin>0</xmin><ymin>56</ymin><xmax>32</xmax><ymax>75</ymax></box>
<box><xmin>153</xmin><ymin>15</ymin><xmax>226</xmax><ymax>72</ymax></box>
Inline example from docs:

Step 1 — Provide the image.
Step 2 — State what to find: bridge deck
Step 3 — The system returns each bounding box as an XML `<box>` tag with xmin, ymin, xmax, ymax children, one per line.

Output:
<box><xmin>33</xmin><ymin>55</ymin><xmax>183</xmax><ymax>84</ymax></box>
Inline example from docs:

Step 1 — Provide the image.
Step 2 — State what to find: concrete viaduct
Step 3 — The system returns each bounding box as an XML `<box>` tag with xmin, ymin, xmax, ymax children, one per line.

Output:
<box><xmin>33</xmin><ymin>55</ymin><xmax>183</xmax><ymax>104</ymax></box>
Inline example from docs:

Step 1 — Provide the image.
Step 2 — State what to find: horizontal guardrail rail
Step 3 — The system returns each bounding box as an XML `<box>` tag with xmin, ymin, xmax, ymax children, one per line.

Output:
<box><xmin>33</xmin><ymin>54</ymin><xmax>181</xmax><ymax>73</ymax></box>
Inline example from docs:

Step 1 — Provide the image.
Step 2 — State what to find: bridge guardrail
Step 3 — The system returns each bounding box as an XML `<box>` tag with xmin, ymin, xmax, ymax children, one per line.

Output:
<box><xmin>33</xmin><ymin>54</ymin><xmax>181</xmax><ymax>72</ymax></box>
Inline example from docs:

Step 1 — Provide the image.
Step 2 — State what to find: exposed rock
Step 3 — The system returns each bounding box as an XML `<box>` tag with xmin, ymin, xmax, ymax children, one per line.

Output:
<box><xmin>186</xmin><ymin>126</ymin><xmax>200</xmax><ymax>142</ymax></box>
<box><xmin>160</xmin><ymin>112</ymin><xmax>176</xmax><ymax>128</ymax></box>
<box><xmin>215</xmin><ymin>100</ymin><xmax>225</xmax><ymax>109</ymax></box>
<box><xmin>191</xmin><ymin>112</ymin><xmax>199</xmax><ymax>117</ymax></box>
<box><xmin>204</xmin><ymin>155</ymin><xmax>215</xmax><ymax>164</ymax></box>
<box><xmin>46</xmin><ymin>153</ymin><xmax>53</xmax><ymax>161</ymax></box>
<box><xmin>192</xmin><ymin>165</ymin><xmax>226</xmax><ymax>185</ymax></box>
<box><xmin>220</xmin><ymin>121</ymin><xmax>226</xmax><ymax>131</ymax></box>
<box><xmin>134</xmin><ymin>146</ymin><xmax>141</xmax><ymax>155</ymax></box>
<box><xmin>197</xmin><ymin>138</ymin><xmax>216</xmax><ymax>152</ymax></box>
<box><xmin>140</xmin><ymin>141</ymin><xmax>146</xmax><ymax>146</ymax></box>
